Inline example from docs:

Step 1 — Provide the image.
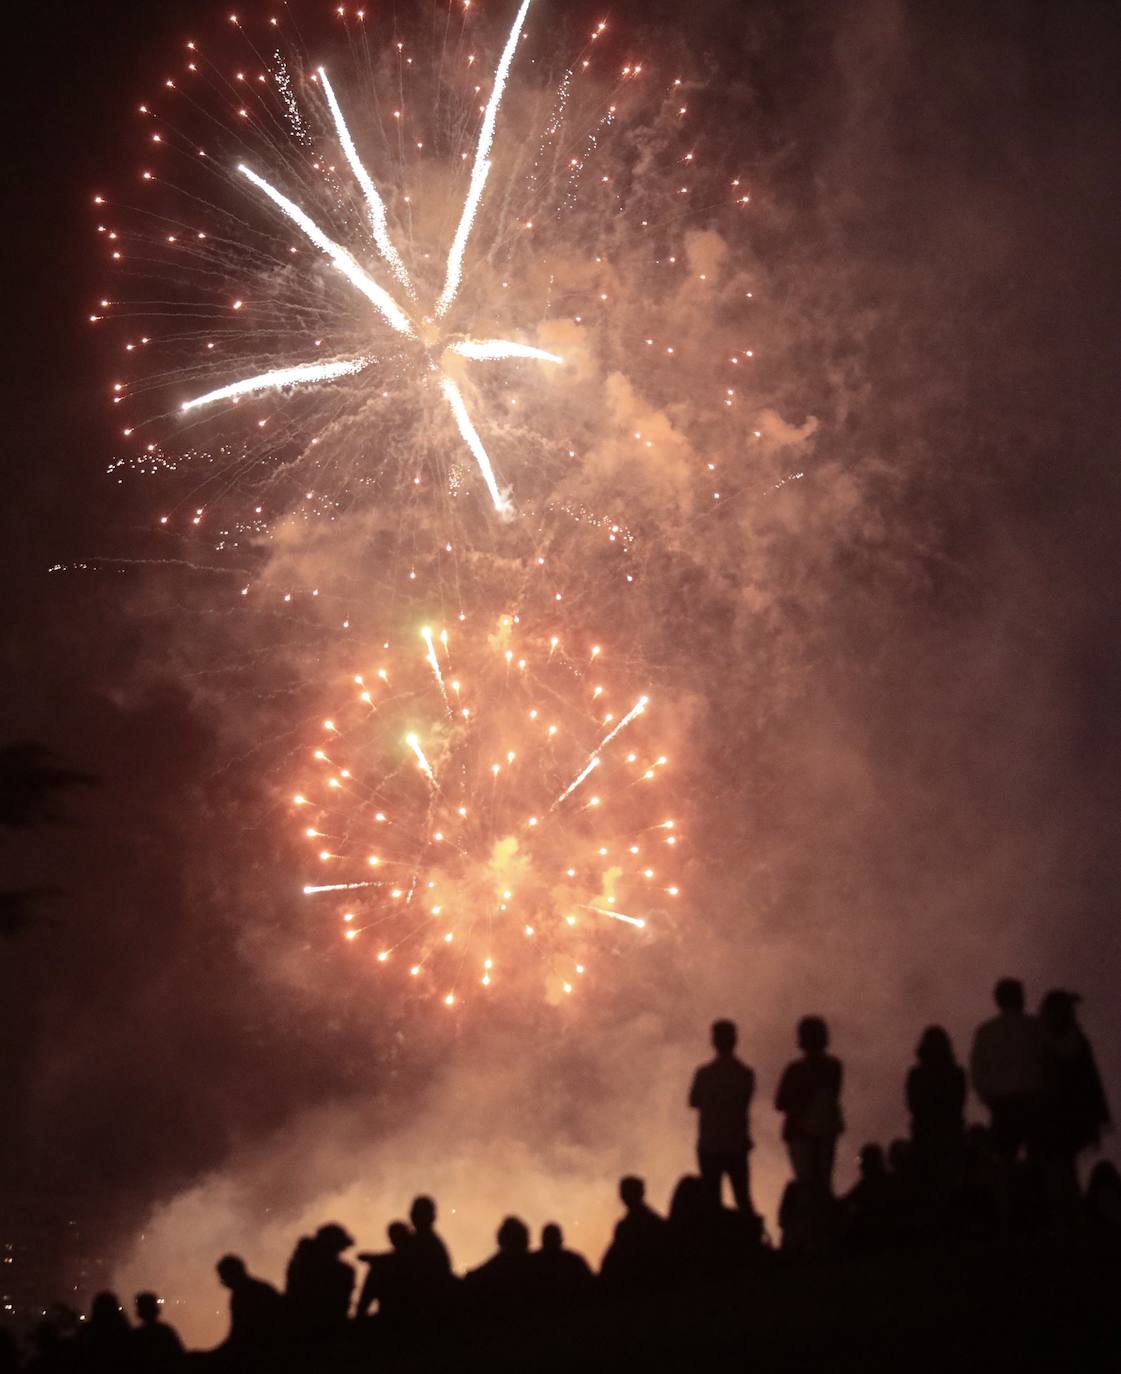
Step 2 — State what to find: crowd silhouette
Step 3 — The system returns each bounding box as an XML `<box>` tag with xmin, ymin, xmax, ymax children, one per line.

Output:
<box><xmin>5</xmin><ymin>978</ymin><xmax>1118</xmax><ymax>1371</ymax></box>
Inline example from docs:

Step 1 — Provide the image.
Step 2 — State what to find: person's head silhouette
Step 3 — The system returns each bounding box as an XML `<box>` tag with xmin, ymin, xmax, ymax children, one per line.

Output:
<box><xmin>387</xmin><ymin>1221</ymin><xmax>411</xmax><ymax>1252</ymax></box>
<box><xmin>711</xmin><ymin>1019</ymin><xmax>737</xmax><ymax>1056</ymax></box>
<box><xmin>496</xmin><ymin>1216</ymin><xmax>530</xmax><ymax>1255</ymax></box>
<box><xmin>315</xmin><ymin>1223</ymin><xmax>354</xmax><ymax>1254</ymax></box>
<box><xmin>410</xmin><ymin>1196</ymin><xmax>437</xmax><ymax>1232</ymax></box>
<box><xmin>541</xmin><ymin>1223</ymin><xmax>563</xmax><ymax>1252</ymax></box>
<box><xmin>1040</xmin><ymin>988</ymin><xmax>1080</xmax><ymax>1033</ymax></box>
<box><xmin>134</xmin><ymin>1293</ymin><xmax>162</xmax><ymax>1326</ymax></box>
<box><xmin>916</xmin><ymin>1025</ymin><xmax>955</xmax><ymax>1067</ymax></box>
<box><xmin>216</xmin><ymin>1255</ymin><xmax>247</xmax><ymax>1290</ymax></box>
<box><xmin>90</xmin><ymin>1292</ymin><xmax>125</xmax><ymax>1328</ymax></box>
<box><xmin>994</xmin><ymin>978</ymin><xmax>1024</xmax><ymax>1014</ymax></box>
<box><xmin>619</xmin><ymin>1175</ymin><xmax>645</xmax><ymax>1211</ymax></box>
<box><xmin>797</xmin><ymin>1015</ymin><xmax>829</xmax><ymax>1055</ymax></box>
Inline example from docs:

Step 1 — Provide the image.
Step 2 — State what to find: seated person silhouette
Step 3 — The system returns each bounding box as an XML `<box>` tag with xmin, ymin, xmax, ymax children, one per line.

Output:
<box><xmin>356</xmin><ymin>1221</ymin><xmax>413</xmax><ymax>1320</ymax></box>
<box><xmin>215</xmin><ymin>1255</ymin><xmax>284</xmax><ymax>1358</ymax></box>
<box><xmin>600</xmin><ymin>1176</ymin><xmax>670</xmax><ymax>1293</ymax></box>
<box><xmin>532</xmin><ymin>1223</ymin><xmax>595</xmax><ymax>1307</ymax></box>
<box><xmin>130</xmin><ymin>1291</ymin><xmax>184</xmax><ymax>1369</ymax></box>
<box><xmin>840</xmin><ymin>1144</ymin><xmax>895</xmax><ymax>1255</ymax></box>
<box><xmin>77</xmin><ymin>1292</ymin><xmax>131</xmax><ymax>1371</ymax></box>
<box><xmin>285</xmin><ymin>1222</ymin><xmax>356</xmax><ymax>1340</ymax></box>
<box><xmin>465</xmin><ymin>1216</ymin><xmax>535</xmax><ymax>1321</ymax></box>
<box><xmin>409</xmin><ymin>1195</ymin><xmax>453</xmax><ymax>1281</ymax></box>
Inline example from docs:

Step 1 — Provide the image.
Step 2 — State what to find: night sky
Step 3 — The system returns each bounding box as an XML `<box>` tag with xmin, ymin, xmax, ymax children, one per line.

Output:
<box><xmin>4</xmin><ymin>0</ymin><xmax>1121</xmax><ymax>1341</ymax></box>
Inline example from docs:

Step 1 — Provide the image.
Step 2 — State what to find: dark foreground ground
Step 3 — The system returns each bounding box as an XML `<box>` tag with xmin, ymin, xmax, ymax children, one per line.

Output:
<box><xmin>184</xmin><ymin>1242</ymin><xmax>1119</xmax><ymax>1373</ymax></box>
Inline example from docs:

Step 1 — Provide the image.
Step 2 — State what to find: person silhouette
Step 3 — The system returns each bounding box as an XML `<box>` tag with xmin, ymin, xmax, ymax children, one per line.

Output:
<box><xmin>1036</xmin><ymin>989</ymin><xmax>1111</xmax><ymax>1223</ymax></box>
<box><xmin>600</xmin><ymin>1176</ymin><xmax>670</xmax><ymax>1293</ymax></box>
<box><xmin>969</xmin><ymin>977</ymin><xmax>1043</xmax><ymax>1163</ymax></box>
<box><xmin>532</xmin><ymin>1223</ymin><xmax>595</xmax><ymax>1307</ymax></box>
<box><xmin>408</xmin><ymin>1195</ymin><xmax>453</xmax><ymax>1284</ymax></box>
<box><xmin>24</xmin><ymin>1318</ymin><xmax>70</xmax><ymax>1374</ymax></box>
<box><xmin>689</xmin><ymin>1019</ymin><xmax>757</xmax><ymax>1214</ymax></box>
<box><xmin>907</xmin><ymin>1026</ymin><xmax>966</xmax><ymax>1148</ymax></box>
<box><xmin>775</xmin><ymin>1015</ymin><xmax>844</xmax><ymax>1193</ymax></box>
<box><xmin>840</xmin><ymin>1144</ymin><xmax>895</xmax><ymax>1255</ymax></box>
<box><xmin>775</xmin><ymin>1015</ymin><xmax>843</xmax><ymax>1252</ymax></box>
<box><xmin>284</xmin><ymin>1222</ymin><xmax>355</xmax><ymax>1340</ymax></box>
<box><xmin>907</xmin><ymin>1025</ymin><xmax>966</xmax><ymax>1197</ymax></box>
<box><xmin>215</xmin><ymin>1254</ymin><xmax>284</xmax><ymax>1360</ymax></box>
<box><xmin>130</xmin><ymin>1292</ymin><xmax>184</xmax><ymax>1370</ymax></box>
<box><xmin>465</xmin><ymin>1216</ymin><xmax>535</xmax><ymax>1320</ymax></box>
<box><xmin>356</xmin><ymin>1221</ymin><xmax>413</xmax><ymax>1320</ymax></box>
<box><xmin>76</xmin><ymin>1292</ymin><xmax>131</xmax><ymax>1373</ymax></box>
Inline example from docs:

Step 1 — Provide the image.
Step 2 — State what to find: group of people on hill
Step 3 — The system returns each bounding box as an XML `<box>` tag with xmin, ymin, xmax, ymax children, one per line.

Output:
<box><xmin>687</xmin><ymin>978</ymin><xmax>1111</xmax><ymax>1250</ymax></box>
<box><xmin>5</xmin><ymin>977</ymin><xmax>1116</xmax><ymax>1371</ymax></box>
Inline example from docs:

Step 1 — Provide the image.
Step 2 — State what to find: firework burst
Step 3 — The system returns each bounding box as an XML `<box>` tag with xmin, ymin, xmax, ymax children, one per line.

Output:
<box><xmin>295</xmin><ymin>614</ymin><xmax>681</xmax><ymax>1004</ymax></box>
<box><xmin>92</xmin><ymin>0</ymin><xmax>759</xmax><ymax>556</ymax></box>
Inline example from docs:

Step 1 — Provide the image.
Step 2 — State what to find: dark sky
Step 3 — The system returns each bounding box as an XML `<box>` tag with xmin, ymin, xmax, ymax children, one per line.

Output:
<box><xmin>4</xmin><ymin>0</ymin><xmax>1121</xmax><ymax>1322</ymax></box>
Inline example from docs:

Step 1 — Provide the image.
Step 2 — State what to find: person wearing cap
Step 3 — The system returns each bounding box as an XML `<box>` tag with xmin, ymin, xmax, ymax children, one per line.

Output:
<box><xmin>1037</xmin><ymin>989</ymin><xmax>1111</xmax><ymax>1220</ymax></box>
<box><xmin>285</xmin><ymin>1221</ymin><xmax>356</xmax><ymax>1342</ymax></box>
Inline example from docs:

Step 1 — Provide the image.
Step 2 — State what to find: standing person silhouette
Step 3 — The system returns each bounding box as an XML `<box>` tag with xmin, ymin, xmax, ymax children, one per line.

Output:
<box><xmin>907</xmin><ymin>1025</ymin><xmax>967</xmax><ymax>1200</ymax></box>
<box><xmin>969</xmin><ymin>977</ymin><xmax>1043</xmax><ymax>1163</ymax></box>
<box><xmin>775</xmin><ymin>1015</ymin><xmax>844</xmax><ymax>1249</ymax></box>
<box><xmin>689</xmin><ymin>1019</ymin><xmax>757</xmax><ymax>1214</ymax></box>
<box><xmin>1036</xmin><ymin>989</ymin><xmax>1111</xmax><ymax>1223</ymax></box>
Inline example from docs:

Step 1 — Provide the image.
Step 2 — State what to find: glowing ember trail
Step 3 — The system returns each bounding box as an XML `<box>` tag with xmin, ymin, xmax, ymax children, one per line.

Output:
<box><xmin>180</xmin><ymin>357</ymin><xmax>375</xmax><ymax>413</ymax></box>
<box><xmin>406</xmin><ymin>732</ymin><xmax>439</xmax><ymax>788</ymax></box>
<box><xmin>316</xmin><ymin>66</ymin><xmax>416</xmax><ymax>302</ymax></box>
<box><xmin>236</xmin><ymin>164</ymin><xmax>416</xmax><ymax>338</ymax></box>
<box><xmin>440</xmin><ymin>375</ymin><xmax>511</xmax><ymax>515</ymax></box>
<box><xmin>554</xmin><ymin>696</ymin><xmax>650</xmax><ymax>807</ymax></box>
<box><xmin>435</xmin><ymin>0</ymin><xmax>534</xmax><ymax>319</ymax></box>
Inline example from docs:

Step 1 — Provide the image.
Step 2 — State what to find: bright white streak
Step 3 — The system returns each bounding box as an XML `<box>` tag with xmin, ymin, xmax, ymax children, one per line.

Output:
<box><xmin>439</xmin><ymin>375</ymin><xmax>511</xmax><ymax>515</ymax></box>
<box><xmin>434</xmin><ymin>0</ymin><xmax>533</xmax><ymax>318</ymax></box>
<box><xmin>406</xmin><ymin>733</ymin><xmax>438</xmax><ymax>788</ymax></box>
<box><xmin>554</xmin><ymin>696</ymin><xmax>649</xmax><ymax>808</ymax></box>
<box><xmin>553</xmin><ymin>755</ymin><xmax>600</xmax><ymax>808</ymax></box>
<box><xmin>448</xmin><ymin>338</ymin><xmax>563</xmax><ymax>365</ymax></box>
<box><xmin>584</xmin><ymin>905</ymin><xmax>647</xmax><ymax>928</ymax></box>
<box><xmin>303</xmin><ymin>881</ymin><xmax>374</xmax><ymax>894</ymax></box>
<box><xmin>317</xmin><ymin>67</ymin><xmax>416</xmax><ymax>301</ymax></box>
<box><xmin>181</xmin><ymin>356</ymin><xmax>374</xmax><ymax>413</ymax></box>
<box><xmin>237</xmin><ymin>164</ymin><xmax>415</xmax><ymax>338</ymax></box>
<box><xmin>421</xmin><ymin>627</ymin><xmax>451</xmax><ymax>713</ymax></box>
<box><xmin>596</xmin><ymin>695</ymin><xmax>649</xmax><ymax>751</ymax></box>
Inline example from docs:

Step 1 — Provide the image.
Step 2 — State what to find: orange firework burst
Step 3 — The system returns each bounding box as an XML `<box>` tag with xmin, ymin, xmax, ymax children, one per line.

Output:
<box><xmin>294</xmin><ymin>613</ymin><xmax>681</xmax><ymax>1004</ymax></box>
